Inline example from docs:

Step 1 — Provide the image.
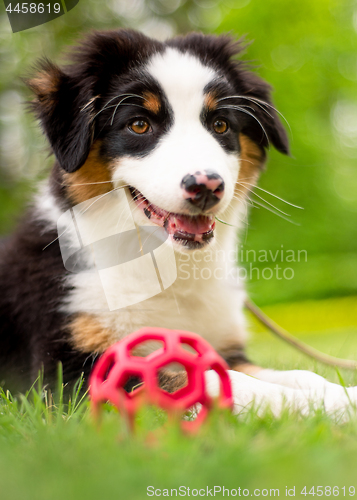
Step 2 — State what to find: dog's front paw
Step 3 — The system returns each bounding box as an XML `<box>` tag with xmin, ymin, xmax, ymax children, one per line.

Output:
<box><xmin>206</xmin><ymin>369</ymin><xmax>357</xmax><ymax>420</ymax></box>
<box><xmin>205</xmin><ymin>370</ymin><xmax>297</xmax><ymax>417</ymax></box>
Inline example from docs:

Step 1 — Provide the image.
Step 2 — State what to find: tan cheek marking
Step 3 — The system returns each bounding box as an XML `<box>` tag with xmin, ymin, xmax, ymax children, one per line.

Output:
<box><xmin>69</xmin><ymin>314</ymin><xmax>117</xmax><ymax>354</ymax></box>
<box><xmin>142</xmin><ymin>91</ymin><xmax>161</xmax><ymax>114</ymax></box>
<box><xmin>63</xmin><ymin>141</ymin><xmax>113</xmax><ymax>205</ymax></box>
<box><xmin>236</xmin><ymin>133</ymin><xmax>266</xmax><ymax>198</ymax></box>
<box><xmin>204</xmin><ymin>92</ymin><xmax>218</xmax><ymax>113</ymax></box>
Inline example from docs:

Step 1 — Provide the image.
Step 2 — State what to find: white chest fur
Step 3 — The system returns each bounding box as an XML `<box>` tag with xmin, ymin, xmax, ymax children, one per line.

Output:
<box><xmin>62</xmin><ymin>225</ymin><xmax>248</xmax><ymax>352</ymax></box>
<box><xmin>37</xmin><ymin>186</ymin><xmax>248</xmax><ymax>353</ymax></box>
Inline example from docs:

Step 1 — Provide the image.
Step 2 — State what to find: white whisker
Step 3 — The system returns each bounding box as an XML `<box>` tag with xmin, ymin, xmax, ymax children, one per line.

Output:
<box><xmin>247</xmin><ymin>198</ymin><xmax>300</xmax><ymax>225</ymax></box>
<box><xmin>92</xmin><ymin>93</ymin><xmax>148</xmax><ymax>121</ymax></box>
<box><xmin>110</xmin><ymin>95</ymin><xmax>148</xmax><ymax>126</ymax></box>
<box><xmin>217</xmin><ymin>105</ymin><xmax>270</xmax><ymax>145</ymax></box>
<box><xmin>239</xmin><ymin>182</ymin><xmax>303</xmax><ymax>209</ymax></box>
<box><xmin>217</xmin><ymin>94</ymin><xmax>291</xmax><ymax>134</ymax></box>
<box><xmin>239</xmin><ymin>185</ymin><xmax>291</xmax><ymax>216</ymax></box>
<box><xmin>63</xmin><ymin>181</ymin><xmax>128</xmax><ymax>187</ymax></box>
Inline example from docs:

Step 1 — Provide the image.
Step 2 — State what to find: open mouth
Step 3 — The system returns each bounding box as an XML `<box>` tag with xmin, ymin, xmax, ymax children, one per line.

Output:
<box><xmin>129</xmin><ymin>187</ymin><xmax>215</xmax><ymax>249</ymax></box>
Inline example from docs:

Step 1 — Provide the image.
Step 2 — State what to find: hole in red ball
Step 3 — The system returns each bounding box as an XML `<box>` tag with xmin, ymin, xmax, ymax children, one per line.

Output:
<box><xmin>180</xmin><ymin>342</ymin><xmax>199</xmax><ymax>357</ymax></box>
<box><xmin>129</xmin><ymin>339</ymin><xmax>164</xmax><ymax>358</ymax></box>
<box><xmin>157</xmin><ymin>362</ymin><xmax>188</xmax><ymax>394</ymax></box>
<box><xmin>122</xmin><ymin>373</ymin><xmax>145</xmax><ymax>397</ymax></box>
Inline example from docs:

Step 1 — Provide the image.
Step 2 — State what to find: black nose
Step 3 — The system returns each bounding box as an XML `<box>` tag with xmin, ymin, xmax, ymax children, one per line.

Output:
<box><xmin>181</xmin><ymin>170</ymin><xmax>225</xmax><ymax>211</ymax></box>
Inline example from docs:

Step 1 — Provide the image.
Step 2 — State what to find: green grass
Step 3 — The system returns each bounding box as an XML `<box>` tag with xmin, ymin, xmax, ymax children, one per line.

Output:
<box><xmin>1</xmin><ymin>297</ymin><xmax>357</xmax><ymax>500</ymax></box>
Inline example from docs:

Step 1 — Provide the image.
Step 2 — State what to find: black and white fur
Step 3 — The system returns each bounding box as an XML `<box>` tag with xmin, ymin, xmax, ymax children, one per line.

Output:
<box><xmin>0</xmin><ymin>29</ymin><xmax>356</xmax><ymax>416</ymax></box>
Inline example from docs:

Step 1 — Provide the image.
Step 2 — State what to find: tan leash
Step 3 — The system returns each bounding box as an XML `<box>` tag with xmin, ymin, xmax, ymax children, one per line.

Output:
<box><xmin>244</xmin><ymin>298</ymin><xmax>357</xmax><ymax>370</ymax></box>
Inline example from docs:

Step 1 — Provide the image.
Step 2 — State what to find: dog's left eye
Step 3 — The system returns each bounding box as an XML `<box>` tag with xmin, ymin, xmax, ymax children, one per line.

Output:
<box><xmin>213</xmin><ymin>119</ymin><xmax>229</xmax><ymax>134</ymax></box>
<box><xmin>129</xmin><ymin>120</ymin><xmax>151</xmax><ymax>134</ymax></box>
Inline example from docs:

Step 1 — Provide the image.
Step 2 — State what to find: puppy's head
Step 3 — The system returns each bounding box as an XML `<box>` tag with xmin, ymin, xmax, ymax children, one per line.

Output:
<box><xmin>28</xmin><ymin>29</ymin><xmax>289</xmax><ymax>251</ymax></box>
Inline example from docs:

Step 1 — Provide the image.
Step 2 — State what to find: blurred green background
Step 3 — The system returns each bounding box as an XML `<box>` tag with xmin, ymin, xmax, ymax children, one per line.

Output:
<box><xmin>0</xmin><ymin>0</ymin><xmax>357</xmax><ymax>307</ymax></box>
<box><xmin>1</xmin><ymin>5</ymin><xmax>357</xmax><ymax>492</ymax></box>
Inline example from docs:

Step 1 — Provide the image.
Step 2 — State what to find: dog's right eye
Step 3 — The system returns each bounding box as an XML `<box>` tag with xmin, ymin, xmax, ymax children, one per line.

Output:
<box><xmin>213</xmin><ymin>119</ymin><xmax>228</xmax><ymax>134</ymax></box>
<box><xmin>129</xmin><ymin>120</ymin><xmax>151</xmax><ymax>134</ymax></box>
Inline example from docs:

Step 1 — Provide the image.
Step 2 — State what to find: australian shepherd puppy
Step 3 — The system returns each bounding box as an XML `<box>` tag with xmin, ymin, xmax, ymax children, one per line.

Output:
<box><xmin>1</xmin><ymin>29</ymin><xmax>356</xmax><ymax>415</ymax></box>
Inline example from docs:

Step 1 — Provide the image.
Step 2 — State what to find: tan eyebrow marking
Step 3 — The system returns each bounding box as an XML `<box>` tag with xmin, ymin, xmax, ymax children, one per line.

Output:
<box><xmin>204</xmin><ymin>91</ymin><xmax>219</xmax><ymax>112</ymax></box>
<box><xmin>142</xmin><ymin>91</ymin><xmax>161</xmax><ymax>114</ymax></box>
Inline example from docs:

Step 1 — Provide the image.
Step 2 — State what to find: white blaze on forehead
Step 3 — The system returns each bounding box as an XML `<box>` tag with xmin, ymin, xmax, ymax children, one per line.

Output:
<box><xmin>114</xmin><ymin>47</ymin><xmax>238</xmax><ymax>217</ymax></box>
<box><xmin>146</xmin><ymin>47</ymin><xmax>217</xmax><ymax>121</ymax></box>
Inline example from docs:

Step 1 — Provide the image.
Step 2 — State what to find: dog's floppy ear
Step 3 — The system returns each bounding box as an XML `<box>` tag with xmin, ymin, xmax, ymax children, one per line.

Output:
<box><xmin>239</xmin><ymin>70</ymin><xmax>290</xmax><ymax>156</ymax></box>
<box><xmin>27</xmin><ymin>30</ymin><xmax>161</xmax><ymax>173</ymax></box>
<box><xmin>27</xmin><ymin>59</ymin><xmax>95</xmax><ymax>173</ymax></box>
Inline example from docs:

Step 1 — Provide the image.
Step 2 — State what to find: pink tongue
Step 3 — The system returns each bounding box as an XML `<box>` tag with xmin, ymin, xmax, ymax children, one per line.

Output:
<box><xmin>168</xmin><ymin>214</ymin><xmax>214</xmax><ymax>234</ymax></box>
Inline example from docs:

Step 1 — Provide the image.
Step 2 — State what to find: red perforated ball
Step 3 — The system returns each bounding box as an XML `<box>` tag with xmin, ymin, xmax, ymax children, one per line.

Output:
<box><xmin>89</xmin><ymin>327</ymin><xmax>233</xmax><ymax>432</ymax></box>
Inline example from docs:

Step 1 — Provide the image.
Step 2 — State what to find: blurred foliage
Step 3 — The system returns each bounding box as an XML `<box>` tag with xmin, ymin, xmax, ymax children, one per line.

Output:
<box><xmin>0</xmin><ymin>0</ymin><xmax>357</xmax><ymax>304</ymax></box>
<box><xmin>218</xmin><ymin>0</ymin><xmax>357</xmax><ymax>304</ymax></box>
